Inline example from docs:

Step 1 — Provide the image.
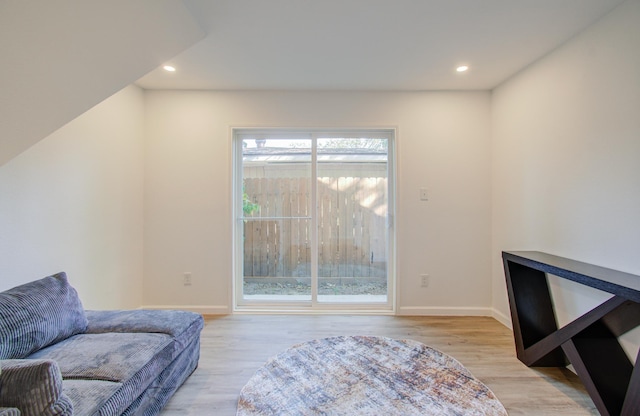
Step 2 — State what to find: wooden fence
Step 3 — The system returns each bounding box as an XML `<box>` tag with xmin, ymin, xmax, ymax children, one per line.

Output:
<box><xmin>243</xmin><ymin>177</ymin><xmax>387</xmax><ymax>278</ymax></box>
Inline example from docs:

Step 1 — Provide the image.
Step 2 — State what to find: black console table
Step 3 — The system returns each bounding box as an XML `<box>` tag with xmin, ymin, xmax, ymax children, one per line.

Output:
<box><xmin>502</xmin><ymin>251</ymin><xmax>640</xmax><ymax>416</ymax></box>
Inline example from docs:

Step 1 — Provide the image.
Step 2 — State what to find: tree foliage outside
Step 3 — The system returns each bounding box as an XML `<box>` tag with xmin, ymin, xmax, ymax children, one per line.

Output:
<box><xmin>243</xmin><ymin>185</ymin><xmax>259</xmax><ymax>216</ymax></box>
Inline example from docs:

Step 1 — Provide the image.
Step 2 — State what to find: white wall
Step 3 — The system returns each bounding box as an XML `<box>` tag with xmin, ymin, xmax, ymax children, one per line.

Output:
<box><xmin>0</xmin><ymin>85</ymin><xmax>145</xmax><ymax>309</ymax></box>
<box><xmin>143</xmin><ymin>90</ymin><xmax>492</xmax><ymax>314</ymax></box>
<box><xmin>492</xmin><ymin>0</ymin><xmax>640</xmax><ymax>352</ymax></box>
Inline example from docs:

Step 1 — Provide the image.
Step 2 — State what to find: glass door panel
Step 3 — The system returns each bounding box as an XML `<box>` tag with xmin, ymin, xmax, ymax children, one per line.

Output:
<box><xmin>240</xmin><ymin>136</ymin><xmax>312</xmax><ymax>302</ymax></box>
<box><xmin>316</xmin><ymin>137</ymin><xmax>389</xmax><ymax>303</ymax></box>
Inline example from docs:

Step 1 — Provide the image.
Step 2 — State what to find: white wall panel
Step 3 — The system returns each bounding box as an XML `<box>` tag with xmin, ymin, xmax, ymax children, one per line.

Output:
<box><xmin>0</xmin><ymin>85</ymin><xmax>145</xmax><ymax>309</ymax></box>
<box><xmin>492</xmin><ymin>0</ymin><xmax>640</xmax><ymax>354</ymax></box>
<box><xmin>143</xmin><ymin>91</ymin><xmax>492</xmax><ymax>313</ymax></box>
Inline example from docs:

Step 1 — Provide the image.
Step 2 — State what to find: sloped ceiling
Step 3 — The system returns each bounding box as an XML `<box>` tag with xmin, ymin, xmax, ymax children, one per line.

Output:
<box><xmin>0</xmin><ymin>0</ymin><xmax>204</xmax><ymax>166</ymax></box>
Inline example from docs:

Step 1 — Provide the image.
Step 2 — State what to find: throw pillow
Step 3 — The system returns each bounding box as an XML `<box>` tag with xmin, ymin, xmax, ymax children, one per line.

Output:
<box><xmin>0</xmin><ymin>272</ymin><xmax>88</xmax><ymax>359</ymax></box>
<box><xmin>0</xmin><ymin>359</ymin><xmax>73</xmax><ymax>416</ymax></box>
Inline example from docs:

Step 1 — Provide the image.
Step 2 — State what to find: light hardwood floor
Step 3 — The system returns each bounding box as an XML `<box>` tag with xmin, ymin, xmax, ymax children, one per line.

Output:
<box><xmin>161</xmin><ymin>315</ymin><xmax>597</xmax><ymax>415</ymax></box>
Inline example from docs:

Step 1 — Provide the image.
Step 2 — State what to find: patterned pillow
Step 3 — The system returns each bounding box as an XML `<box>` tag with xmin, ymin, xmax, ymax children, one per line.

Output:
<box><xmin>0</xmin><ymin>273</ymin><xmax>88</xmax><ymax>359</ymax></box>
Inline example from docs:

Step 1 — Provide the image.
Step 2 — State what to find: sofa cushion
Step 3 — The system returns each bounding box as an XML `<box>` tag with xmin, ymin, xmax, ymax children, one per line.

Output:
<box><xmin>30</xmin><ymin>332</ymin><xmax>175</xmax><ymax>416</ymax></box>
<box><xmin>62</xmin><ymin>379</ymin><xmax>121</xmax><ymax>416</ymax></box>
<box><xmin>29</xmin><ymin>333</ymin><xmax>172</xmax><ymax>382</ymax></box>
<box><xmin>0</xmin><ymin>273</ymin><xmax>88</xmax><ymax>360</ymax></box>
<box><xmin>120</xmin><ymin>336</ymin><xmax>201</xmax><ymax>416</ymax></box>
<box><xmin>84</xmin><ymin>309</ymin><xmax>205</xmax><ymax>358</ymax></box>
<box><xmin>0</xmin><ymin>359</ymin><xmax>73</xmax><ymax>416</ymax></box>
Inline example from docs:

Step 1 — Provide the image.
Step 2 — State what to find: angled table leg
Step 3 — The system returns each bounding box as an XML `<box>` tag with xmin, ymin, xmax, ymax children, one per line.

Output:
<box><xmin>502</xmin><ymin>251</ymin><xmax>640</xmax><ymax>416</ymax></box>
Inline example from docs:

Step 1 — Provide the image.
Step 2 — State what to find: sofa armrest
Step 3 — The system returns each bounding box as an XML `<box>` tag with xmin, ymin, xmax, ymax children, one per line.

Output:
<box><xmin>0</xmin><ymin>360</ymin><xmax>72</xmax><ymax>416</ymax></box>
<box><xmin>0</xmin><ymin>408</ymin><xmax>21</xmax><ymax>416</ymax></box>
<box><xmin>85</xmin><ymin>309</ymin><xmax>204</xmax><ymax>339</ymax></box>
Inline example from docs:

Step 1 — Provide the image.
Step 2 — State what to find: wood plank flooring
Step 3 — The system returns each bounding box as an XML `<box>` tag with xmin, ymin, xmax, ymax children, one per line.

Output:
<box><xmin>161</xmin><ymin>315</ymin><xmax>597</xmax><ymax>415</ymax></box>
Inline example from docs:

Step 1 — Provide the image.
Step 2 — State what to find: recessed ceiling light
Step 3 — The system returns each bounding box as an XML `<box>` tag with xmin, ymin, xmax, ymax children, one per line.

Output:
<box><xmin>163</xmin><ymin>65</ymin><xmax>176</xmax><ymax>72</ymax></box>
<box><xmin>456</xmin><ymin>65</ymin><xmax>469</xmax><ymax>73</ymax></box>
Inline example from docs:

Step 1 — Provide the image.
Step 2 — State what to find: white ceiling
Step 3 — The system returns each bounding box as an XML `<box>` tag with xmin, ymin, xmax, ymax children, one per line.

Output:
<box><xmin>136</xmin><ymin>0</ymin><xmax>625</xmax><ymax>91</ymax></box>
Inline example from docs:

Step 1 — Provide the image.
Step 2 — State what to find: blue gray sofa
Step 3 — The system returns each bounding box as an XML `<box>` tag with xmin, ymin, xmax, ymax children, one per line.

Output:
<box><xmin>0</xmin><ymin>273</ymin><xmax>204</xmax><ymax>416</ymax></box>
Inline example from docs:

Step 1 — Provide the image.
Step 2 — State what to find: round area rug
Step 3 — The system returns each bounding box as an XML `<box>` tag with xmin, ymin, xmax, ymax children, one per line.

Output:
<box><xmin>237</xmin><ymin>335</ymin><xmax>507</xmax><ymax>415</ymax></box>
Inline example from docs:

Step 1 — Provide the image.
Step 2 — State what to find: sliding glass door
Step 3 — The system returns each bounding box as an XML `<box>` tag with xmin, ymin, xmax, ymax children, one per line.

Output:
<box><xmin>233</xmin><ymin>129</ymin><xmax>394</xmax><ymax>311</ymax></box>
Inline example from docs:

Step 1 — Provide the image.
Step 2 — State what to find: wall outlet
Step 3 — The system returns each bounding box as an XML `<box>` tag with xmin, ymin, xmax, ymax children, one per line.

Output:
<box><xmin>419</xmin><ymin>188</ymin><xmax>429</xmax><ymax>201</ymax></box>
<box><xmin>183</xmin><ymin>272</ymin><xmax>192</xmax><ymax>286</ymax></box>
<box><xmin>420</xmin><ymin>274</ymin><xmax>429</xmax><ymax>287</ymax></box>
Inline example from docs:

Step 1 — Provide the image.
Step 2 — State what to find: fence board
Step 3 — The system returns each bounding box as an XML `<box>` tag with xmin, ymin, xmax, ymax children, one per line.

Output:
<box><xmin>243</xmin><ymin>176</ymin><xmax>387</xmax><ymax>278</ymax></box>
<box><xmin>280</xmin><ymin>178</ymin><xmax>290</xmax><ymax>278</ymax></box>
<box><xmin>289</xmin><ymin>178</ymin><xmax>300</xmax><ymax>276</ymax></box>
<box><xmin>319</xmin><ymin>178</ymin><xmax>332</xmax><ymax>277</ymax></box>
<box><xmin>299</xmin><ymin>179</ymin><xmax>311</xmax><ymax>277</ymax></box>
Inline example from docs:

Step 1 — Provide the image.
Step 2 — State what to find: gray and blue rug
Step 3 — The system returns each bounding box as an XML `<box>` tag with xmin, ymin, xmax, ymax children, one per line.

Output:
<box><xmin>237</xmin><ymin>335</ymin><xmax>507</xmax><ymax>415</ymax></box>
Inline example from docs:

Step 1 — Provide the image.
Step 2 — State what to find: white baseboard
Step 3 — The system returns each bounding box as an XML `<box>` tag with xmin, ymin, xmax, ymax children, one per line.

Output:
<box><xmin>491</xmin><ymin>308</ymin><xmax>512</xmax><ymax>329</ymax></box>
<box><xmin>397</xmin><ymin>306</ymin><xmax>494</xmax><ymax>316</ymax></box>
<box><xmin>397</xmin><ymin>306</ymin><xmax>514</xmax><ymax>329</ymax></box>
<box><xmin>139</xmin><ymin>305</ymin><xmax>514</xmax><ymax>327</ymax></box>
<box><xmin>141</xmin><ymin>305</ymin><xmax>230</xmax><ymax>315</ymax></box>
